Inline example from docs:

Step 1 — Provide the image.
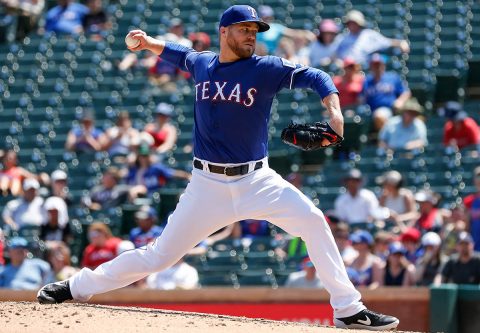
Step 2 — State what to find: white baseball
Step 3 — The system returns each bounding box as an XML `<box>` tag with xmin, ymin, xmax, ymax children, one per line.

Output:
<box><xmin>125</xmin><ymin>35</ymin><xmax>140</xmax><ymax>48</ymax></box>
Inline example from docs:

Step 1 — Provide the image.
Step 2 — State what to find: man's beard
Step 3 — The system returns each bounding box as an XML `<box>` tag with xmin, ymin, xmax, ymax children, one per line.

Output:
<box><xmin>227</xmin><ymin>36</ymin><xmax>254</xmax><ymax>59</ymax></box>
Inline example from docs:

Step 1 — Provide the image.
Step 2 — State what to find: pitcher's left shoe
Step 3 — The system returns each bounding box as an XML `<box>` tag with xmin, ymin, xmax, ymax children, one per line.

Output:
<box><xmin>334</xmin><ymin>308</ymin><xmax>399</xmax><ymax>331</ymax></box>
<box><xmin>37</xmin><ymin>280</ymin><xmax>73</xmax><ymax>304</ymax></box>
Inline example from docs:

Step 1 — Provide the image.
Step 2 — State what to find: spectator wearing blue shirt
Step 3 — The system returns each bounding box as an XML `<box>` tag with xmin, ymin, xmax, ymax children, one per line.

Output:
<box><xmin>335</xmin><ymin>10</ymin><xmax>410</xmax><ymax>66</ymax></box>
<box><xmin>129</xmin><ymin>206</ymin><xmax>164</xmax><ymax>248</ymax></box>
<box><xmin>361</xmin><ymin>54</ymin><xmax>411</xmax><ymax>131</ymax></box>
<box><xmin>232</xmin><ymin>219</ymin><xmax>270</xmax><ymax>239</ymax></box>
<box><xmin>256</xmin><ymin>5</ymin><xmax>316</xmax><ymax>55</ymax></box>
<box><xmin>65</xmin><ymin>110</ymin><xmax>106</xmax><ymax>153</ymax></box>
<box><xmin>126</xmin><ymin>144</ymin><xmax>190</xmax><ymax>199</ymax></box>
<box><xmin>45</xmin><ymin>0</ymin><xmax>89</xmax><ymax>35</ymax></box>
<box><xmin>0</xmin><ymin>237</ymin><xmax>52</xmax><ymax>290</ymax></box>
<box><xmin>379</xmin><ymin>98</ymin><xmax>428</xmax><ymax>152</ymax></box>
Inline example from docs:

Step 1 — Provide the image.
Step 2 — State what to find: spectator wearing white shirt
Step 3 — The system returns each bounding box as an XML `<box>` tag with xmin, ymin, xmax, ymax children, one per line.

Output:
<box><xmin>2</xmin><ymin>178</ymin><xmax>45</xmax><ymax>232</ymax></box>
<box><xmin>334</xmin><ymin>169</ymin><xmax>388</xmax><ymax>224</ymax></box>
<box><xmin>146</xmin><ymin>257</ymin><xmax>199</xmax><ymax>290</ymax></box>
<box><xmin>302</xmin><ymin>19</ymin><xmax>340</xmax><ymax>68</ymax></box>
<box><xmin>335</xmin><ymin>10</ymin><xmax>409</xmax><ymax>66</ymax></box>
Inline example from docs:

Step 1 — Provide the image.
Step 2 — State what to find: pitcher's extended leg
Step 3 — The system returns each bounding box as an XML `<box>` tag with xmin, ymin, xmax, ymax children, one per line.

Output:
<box><xmin>236</xmin><ymin>169</ymin><xmax>365</xmax><ymax>318</ymax></box>
<box><xmin>69</xmin><ymin>171</ymin><xmax>234</xmax><ymax>301</ymax></box>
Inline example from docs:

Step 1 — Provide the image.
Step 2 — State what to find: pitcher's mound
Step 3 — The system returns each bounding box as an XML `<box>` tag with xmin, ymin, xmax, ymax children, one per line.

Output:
<box><xmin>0</xmin><ymin>301</ymin><xmax>406</xmax><ymax>333</ymax></box>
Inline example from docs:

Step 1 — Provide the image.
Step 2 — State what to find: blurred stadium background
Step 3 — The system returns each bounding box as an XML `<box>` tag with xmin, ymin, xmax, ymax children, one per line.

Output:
<box><xmin>1</xmin><ymin>0</ymin><xmax>480</xmax><ymax>332</ymax></box>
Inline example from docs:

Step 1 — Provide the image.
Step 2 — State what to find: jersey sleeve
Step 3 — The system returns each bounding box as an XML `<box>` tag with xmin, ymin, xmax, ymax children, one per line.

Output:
<box><xmin>394</xmin><ymin>74</ymin><xmax>408</xmax><ymax>96</ymax></box>
<box><xmin>273</xmin><ymin>57</ymin><xmax>338</xmax><ymax>99</ymax></box>
<box><xmin>159</xmin><ymin>42</ymin><xmax>200</xmax><ymax>76</ymax></box>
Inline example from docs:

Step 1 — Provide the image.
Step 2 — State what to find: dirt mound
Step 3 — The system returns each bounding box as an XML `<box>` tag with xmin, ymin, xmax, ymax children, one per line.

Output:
<box><xmin>0</xmin><ymin>301</ymin><xmax>406</xmax><ymax>333</ymax></box>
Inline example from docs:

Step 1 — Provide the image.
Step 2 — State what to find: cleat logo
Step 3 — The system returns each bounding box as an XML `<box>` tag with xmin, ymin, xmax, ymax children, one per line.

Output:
<box><xmin>357</xmin><ymin>316</ymin><xmax>371</xmax><ymax>326</ymax></box>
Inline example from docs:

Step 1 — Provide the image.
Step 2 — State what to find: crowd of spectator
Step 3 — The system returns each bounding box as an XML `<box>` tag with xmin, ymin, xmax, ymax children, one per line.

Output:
<box><xmin>1</xmin><ymin>3</ymin><xmax>480</xmax><ymax>292</ymax></box>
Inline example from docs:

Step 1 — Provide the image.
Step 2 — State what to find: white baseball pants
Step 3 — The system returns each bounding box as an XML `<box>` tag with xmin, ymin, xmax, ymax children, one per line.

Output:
<box><xmin>69</xmin><ymin>158</ymin><xmax>365</xmax><ymax>318</ymax></box>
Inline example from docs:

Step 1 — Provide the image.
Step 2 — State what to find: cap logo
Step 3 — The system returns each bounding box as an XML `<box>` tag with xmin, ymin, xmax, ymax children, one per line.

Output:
<box><xmin>247</xmin><ymin>6</ymin><xmax>257</xmax><ymax>18</ymax></box>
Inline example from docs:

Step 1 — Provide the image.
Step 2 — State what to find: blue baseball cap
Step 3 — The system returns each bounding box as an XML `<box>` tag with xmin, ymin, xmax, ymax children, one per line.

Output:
<box><xmin>389</xmin><ymin>242</ymin><xmax>407</xmax><ymax>255</ymax></box>
<box><xmin>219</xmin><ymin>5</ymin><xmax>270</xmax><ymax>32</ymax></box>
<box><xmin>8</xmin><ymin>237</ymin><xmax>28</xmax><ymax>249</ymax></box>
<box><xmin>350</xmin><ymin>230</ymin><xmax>374</xmax><ymax>245</ymax></box>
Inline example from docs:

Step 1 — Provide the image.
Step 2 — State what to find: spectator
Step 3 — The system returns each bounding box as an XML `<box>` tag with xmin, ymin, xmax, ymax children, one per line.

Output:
<box><xmin>334</xmin><ymin>168</ymin><xmax>388</xmax><ymax>224</ymax></box>
<box><xmin>373</xmin><ymin>231</ymin><xmax>395</xmax><ymax>261</ymax></box>
<box><xmin>442</xmin><ymin>203</ymin><xmax>468</xmax><ymax>255</ymax></box>
<box><xmin>285</xmin><ymin>257</ymin><xmax>323</xmax><ymax>288</ymax></box>
<box><xmin>381</xmin><ymin>241</ymin><xmax>416</xmax><ymax>287</ymax></box>
<box><xmin>399</xmin><ymin>227</ymin><xmax>422</xmax><ymax>264</ymax></box>
<box><xmin>81</xmin><ymin>222</ymin><xmax>122</xmax><ymax>270</ymax></box>
<box><xmin>84</xmin><ymin>167</ymin><xmax>130</xmax><ymax>210</ymax></box>
<box><xmin>464</xmin><ymin>166</ymin><xmax>480</xmax><ymax>251</ymax></box>
<box><xmin>41</xmin><ymin>196</ymin><xmax>71</xmax><ymax>243</ymax></box>
<box><xmin>188</xmin><ymin>31</ymin><xmax>211</xmax><ymax>52</ymax></box>
<box><xmin>378</xmin><ymin>170</ymin><xmax>416</xmax><ymax>229</ymax></box>
<box><xmin>440</xmin><ymin>101</ymin><xmax>480</xmax><ymax>152</ymax></box>
<box><xmin>441</xmin><ymin>231</ymin><xmax>480</xmax><ymax>284</ymax></box>
<box><xmin>0</xmin><ymin>237</ymin><xmax>52</xmax><ymax>290</ymax></box>
<box><xmin>0</xmin><ymin>149</ymin><xmax>42</xmax><ymax>197</ymax></box>
<box><xmin>362</xmin><ymin>54</ymin><xmax>411</xmax><ymax>131</ymax></box>
<box><xmin>82</xmin><ymin>0</ymin><xmax>109</xmax><ymax>36</ymax></box>
<box><xmin>415</xmin><ymin>232</ymin><xmax>445</xmax><ymax>286</ymax></box>
<box><xmin>164</xmin><ymin>18</ymin><xmax>192</xmax><ymax>47</ymax></box>
<box><xmin>104</xmin><ymin>111</ymin><xmax>140</xmax><ymax>157</ymax></box>
<box><xmin>45</xmin><ymin>0</ymin><xmax>88</xmax><ymax>35</ymax></box>
<box><xmin>332</xmin><ymin>58</ymin><xmax>364</xmax><ymax>108</ymax></box>
<box><xmin>302</xmin><ymin>19</ymin><xmax>340</xmax><ymax>68</ymax></box>
<box><xmin>378</xmin><ymin>97</ymin><xmax>428</xmax><ymax>151</ymax></box>
<box><xmin>2</xmin><ymin>178</ymin><xmax>45</xmax><ymax>231</ymax></box>
<box><xmin>45</xmin><ymin>241</ymin><xmax>78</xmax><ymax>282</ymax></box>
<box><xmin>333</xmin><ymin>222</ymin><xmax>357</xmax><ymax>265</ymax></box>
<box><xmin>49</xmin><ymin>169</ymin><xmax>72</xmax><ymax>206</ymax></box>
<box><xmin>129</xmin><ymin>205</ymin><xmax>164</xmax><ymax>248</ymax></box>
<box><xmin>0</xmin><ymin>0</ymin><xmax>45</xmax><ymax>41</ymax></box>
<box><xmin>232</xmin><ymin>219</ymin><xmax>270</xmax><ymax>239</ymax></box>
<box><xmin>346</xmin><ymin>230</ymin><xmax>383</xmax><ymax>288</ymax></box>
<box><xmin>126</xmin><ymin>144</ymin><xmax>190</xmax><ymax>199</ymax></box>
<box><xmin>0</xmin><ymin>229</ymin><xmax>4</xmax><ymax>265</ymax></box>
<box><xmin>413</xmin><ymin>190</ymin><xmax>444</xmax><ymax>233</ymax></box>
<box><xmin>144</xmin><ymin>103</ymin><xmax>178</xmax><ymax>158</ymax></box>
<box><xmin>146</xmin><ymin>256</ymin><xmax>199</xmax><ymax>290</ymax></box>
<box><xmin>335</xmin><ymin>10</ymin><xmax>409</xmax><ymax>65</ymax></box>
<box><xmin>65</xmin><ymin>110</ymin><xmax>106</xmax><ymax>153</ymax></box>
<box><xmin>256</xmin><ymin>5</ymin><xmax>316</xmax><ymax>55</ymax></box>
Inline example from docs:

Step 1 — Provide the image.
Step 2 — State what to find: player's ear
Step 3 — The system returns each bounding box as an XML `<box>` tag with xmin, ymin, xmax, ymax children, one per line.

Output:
<box><xmin>219</xmin><ymin>26</ymin><xmax>227</xmax><ymax>38</ymax></box>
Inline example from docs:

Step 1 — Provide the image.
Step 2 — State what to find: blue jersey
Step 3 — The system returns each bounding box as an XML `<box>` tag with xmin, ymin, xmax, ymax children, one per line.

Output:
<box><xmin>160</xmin><ymin>42</ymin><xmax>338</xmax><ymax>163</ymax></box>
<box><xmin>362</xmin><ymin>72</ymin><xmax>407</xmax><ymax>111</ymax></box>
<box><xmin>126</xmin><ymin>163</ymin><xmax>174</xmax><ymax>193</ymax></box>
<box><xmin>129</xmin><ymin>225</ymin><xmax>164</xmax><ymax>248</ymax></box>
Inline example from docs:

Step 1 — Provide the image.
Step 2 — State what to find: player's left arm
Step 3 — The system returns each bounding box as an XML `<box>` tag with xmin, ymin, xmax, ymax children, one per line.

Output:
<box><xmin>322</xmin><ymin>93</ymin><xmax>344</xmax><ymax>137</ymax></box>
<box><xmin>287</xmin><ymin>65</ymin><xmax>344</xmax><ymax>136</ymax></box>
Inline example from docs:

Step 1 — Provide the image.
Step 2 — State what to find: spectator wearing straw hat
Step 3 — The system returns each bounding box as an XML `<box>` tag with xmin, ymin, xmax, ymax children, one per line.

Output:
<box><xmin>378</xmin><ymin>97</ymin><xmax>427</xmax><ymax>151</ymax></box>
<box><xmin>335</xmin><ymin>10</ymin><xmax>409</xmax><ymax>65</ymax></box>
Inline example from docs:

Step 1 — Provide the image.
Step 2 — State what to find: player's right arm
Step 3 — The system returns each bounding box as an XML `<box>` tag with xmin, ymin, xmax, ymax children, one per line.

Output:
<box><xmin>126</xmin><ymin>30</ymin><xmax>202</xmax><ymax>76</ymax></box>
<box><xmin>125</xmin><ymin>30</ymin><xmax>166</xmax><ymax>55</ymax></box>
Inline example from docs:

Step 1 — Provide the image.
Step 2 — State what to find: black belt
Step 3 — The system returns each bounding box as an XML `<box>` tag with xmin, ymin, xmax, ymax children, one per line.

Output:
<box><xmin>193</xmin><ymin>159</ymin><xmax>263</xmax><ymax>176</ymax></box>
